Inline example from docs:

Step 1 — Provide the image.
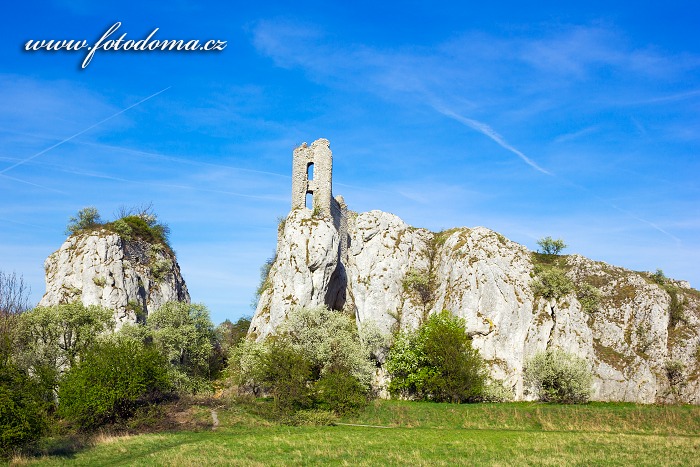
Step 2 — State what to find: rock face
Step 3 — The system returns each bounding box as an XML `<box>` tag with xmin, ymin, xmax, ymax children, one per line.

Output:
<box><xmin>251</xmin><ymin>139</ymin><xmax>700</xmax><ymax>404</ymax></box>
<box><xmin>39</xmin><ymin>229</ymin><xmax>190</xmax><ymax>327</ymax></box>
<box><xmin>251</xmin><ymin>209</ymin><xmax>700</xmax><ymax>403</ymax></box>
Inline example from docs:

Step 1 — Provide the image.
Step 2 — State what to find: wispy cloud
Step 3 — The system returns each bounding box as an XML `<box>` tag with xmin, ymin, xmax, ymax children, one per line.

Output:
<box><xmin>553</xmin><ymin>126</ymin><xmax>600</xmax><ymax>144</ymax></box>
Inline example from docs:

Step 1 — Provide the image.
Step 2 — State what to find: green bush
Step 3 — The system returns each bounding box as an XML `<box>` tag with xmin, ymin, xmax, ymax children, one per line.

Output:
<box><xmin>252</xmin><ymin>254</ymin><xmax>276</xmax><ymax>309</ymax></box>
<box><xmin>479</xmin><ymin>378</ymin><xmax>514</xmax><ymax>402</ymax></box>
<box><xmin>279</xmin><ymin>305</ymin><xmax>376</xmax><ymax>386</ymax></box>
<box><xmin>667</xmin><ymin>287</ymin><xmax>686</xmax><ymax>327</ymax></box>
<box><xmin>228</xmin><ymin>306</ymin><xmax>381</xmax><ymax>417</ymax></box>
<box><xmin>664</xmin><ymin>360</ymin><xmax>685</xmax><ymax>387</ymax></box>
<box><xmin>314</xmin><ymin>368</ymin><xmax>369</xmax><ymax>415</ymax></box>
<box><xmin>386</xmin><ymin>310</ymin><xmax>487</xmax><ymax>403</ymax></box>
<box><xmin>651</xmin><ymin>268</ymin><xmax>667</xmax><ymax>285</ymax></box>
<box><xmin>57</xmin><ymin>339</ymin><xmax>172</xmax><ymax>430</ymax></box>
<box><xmin>576</xmin><ymin>283</ymin><xmax>602</xmax><ymax>313</ymax></box>
<box><xmin>524</xmin><ymin>349</ymin><xmax>591</xmax><ymax>404</ymax></box>
<box><xmin>530</xmin><ymin>267</ymin><xmax>574</xmax><ymax>300</ymax></box>
<box><xmin>402</xmin><ymin>269</ymin><xmax>433</xmax><ymax>307</ymax></box>
<box><xmin>0</xmin><ymin>364</ymin><xmax>47</xmax><ymax>457</ymax></box>
<box><xmin>262</xmin><ymin>339</ymin><xmax>313</xmax><ymax>413</ymax></box>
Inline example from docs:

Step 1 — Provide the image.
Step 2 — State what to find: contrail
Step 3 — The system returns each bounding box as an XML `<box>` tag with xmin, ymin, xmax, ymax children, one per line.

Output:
<box><xmin>0</xmin><ymin>87</ymin><xmax>171</xmax><ymax>175</ymax></box>
<box><xmin>432</xmin><ymin>104</ymin><xmax>552</xmax><ymax>176</ymax></box>
<box><xmin>47</xmin><ymin>166</ymin><xmax>288</xmax><ymax>202</ymax></box>
<box><xmin>0</xmin><ymin>173</ymin><xmax>66</xmax><ymax>194</ymax></box>
<box><xmin>430</xmin><ymin>101</ymin><xmax>680</xmax><ymax>244</ymax></box>
<box><xmin>607</xmin><ymin>203</ymin><xmax>681</xmax><ymax>245</ymax></box>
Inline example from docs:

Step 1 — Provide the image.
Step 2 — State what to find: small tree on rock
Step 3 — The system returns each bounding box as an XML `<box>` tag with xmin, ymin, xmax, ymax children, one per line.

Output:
<box><xmin>66</xmin><ymin>207</ymin><xmax>102</xmax><ymax>235</ymax></box>
<box><xmin>537</xmin><ymin>236</ymin><xmax>567</xmax><ymax>255</ymax></box>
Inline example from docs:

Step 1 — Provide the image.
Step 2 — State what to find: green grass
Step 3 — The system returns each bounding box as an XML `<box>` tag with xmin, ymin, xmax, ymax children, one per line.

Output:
<box><xmin>13</xmin><ymin>400</ymin><xmax>700</xmax><ymax>466</ymax></box>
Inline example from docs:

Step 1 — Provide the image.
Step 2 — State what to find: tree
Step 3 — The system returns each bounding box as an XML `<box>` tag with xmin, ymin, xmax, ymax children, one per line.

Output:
<box><xmin>216</xmin><ymin>316</ymin><xmax>251</xmax><ymax>354</ymax></box>
<box><xmin>57</xmin><ymin>338</ymin><xmax>172</xmax><ymax>430</ymax></box>
<box><xmin>537</xmin><ymin>236</ymin><xmax>567</xmax><ymax>255</ymax></box>
<box><xmin>0</xmin><ymin>271</ymin><xmax>30</xmax><ymax>364</ymax></box>
<box><xmin>142</xmin><ymin>302</ymin><xmax>216</xmax><ymax>393</ymax></box>
<box><xmin>0</xmin><ymin>363</ymin><xmax>47</xmax><ymax>457</ymax></box>
<box><xmin>524</xmin><ymin>349</ymin><xmax>592</xmax><ymax>404</ymax></box>
<box><xmin>386</xmin><ymin>310</ymin><xmax>487</xmax><ymax>402</ymax></box>
<box><xmin>17</xmin><ymin>303</ymin><xmax>114</xmax><ymax>394</ymax></box>
<box><xmin>260</xmin><ymin>339</ymin><xmax>313</xmax><ymax>413</ymax></box>
<box><xmin>279</xmin><ymin>305</ymin><xmax>375</xmax><ymax>386</ymax></box>
<box><xmin>211</xmin><ymin>316</ymin><xmax>251</xmax><ymax>374</ymax></box>
<box><xmin>228</xmin><ymin>306</ymin><xmax>379</xmax><ymax>415</ymax></box>
<box><xmin>66</xmin><ymin>207</ymin><xmax>102</xmax><ymax>235</ymax></box>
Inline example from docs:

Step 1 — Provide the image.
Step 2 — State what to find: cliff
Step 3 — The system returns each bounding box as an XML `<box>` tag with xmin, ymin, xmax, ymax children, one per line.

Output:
<box><xmin>39</xmin><ymin>229</ymin><xmax>190</xmax><ymax>327</ymax></box>
<box><xmin>250</xmin><ymin>208</ymin><xmax>700</xmax><ymax>404</ymax></box>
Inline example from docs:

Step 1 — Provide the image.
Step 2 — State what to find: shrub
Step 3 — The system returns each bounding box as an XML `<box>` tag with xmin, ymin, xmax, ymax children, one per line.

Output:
<box><xmin>530</xmin><ymin>267</ymin><xmax>574</xmax><ymax>300</ymax></box>
<box><xmin>480</xmin><ymin>378</ymin><xmax>514</xmax><ymax>402</ymax></box>
<box><xmin>261</xmin><ymin>339</ymin><xmax>313</xmax><ymax>413</ymax></box>
<box><xmin>280</xmin><ymin>305</ymin><xmax>376</xmax><ymax>386</ymax></box>
<box><xmin>536</xmin><ymin>237</ymin><xmax>567</xmax><ymax>255</ymax></box>
<box><xmin>66</xmin><ymin>207</ymin><xmax>102</xmax><ymax>235</ymax></box>
<box><xmin>402</xmin><ymin>269</ymin><xmax>433</xmax><ymax>307</ymax></box>
<box><xmin>0</xmin><ymin>364</ymin><xmax>47</xmax><ymax>457</ymax></box>
<box><xmin>228</xmin><ymin>306</ymin><xmax>380</xmax><ymax>417</ymax></box>
<box><xmin>0</xmin><ymin>271</ymin><xmax>30</xmax><ymax>365</ymax></box>
<box><xmin>651</xmin><ymin>268</ymin><xmax>667</xmax><ymax>285</ymax></box>
<box><xmin>314</xmin><ymin>368</ymin><xmax>369</xmax><ymax>415</ymax></box>
<box><xmin>386</xmin><ymin>310</ymin><xmax>487</xmax><ymax>402</ymax></box>
<box><xmin>217</xmin><ymin>317</ymin><xmax>251</xmax><ymax>354</ymax></box>
<box><xmin>576</xmin><ymin>283</ymin><xmax>602</xmax><ymax>313</ymax></box>
<box><xmin>524</xmin><ymin>349</ymin><xmax>591</xmax><ymax>404</ymax></box>
<box><xmin>665</xmin><ymin>360</ymin><xmax>685</xmax><ymax>387</ymax></box>
<box><xmin>667</xmin><ymin>287</ymin><xmax>686</xmax><ymax>327</ymax></box>
<box><xmin>228</xmin><ymin>338</ymin><xmax>268</xmax><ymax>395</ymax></box>
<box><xmin>57</xmin><ymin>339</ymin><xmax>172</xmax><ymax>430</ymax></box>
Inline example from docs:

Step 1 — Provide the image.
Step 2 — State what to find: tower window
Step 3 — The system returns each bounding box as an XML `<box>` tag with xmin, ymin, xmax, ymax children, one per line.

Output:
<box><xmin>307</xmin><ymin>162</ymin><xmax>314</xmax><ymax>180</ymax></box>
<box><xmin>306</xmin><ymin>192</ymin><xmax>313</xmax><ymax>210</ymax></box>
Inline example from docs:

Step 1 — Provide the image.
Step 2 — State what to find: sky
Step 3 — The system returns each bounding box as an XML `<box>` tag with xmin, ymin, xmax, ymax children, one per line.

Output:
<box><xmin>1</xmin><ymin>1</ymin><xmax>699</xmax><ymax>325</ymax></box>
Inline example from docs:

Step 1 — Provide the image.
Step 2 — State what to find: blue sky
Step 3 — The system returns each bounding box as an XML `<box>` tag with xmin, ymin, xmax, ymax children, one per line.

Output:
<box><xmin>2</xmin><ymin>1</ymin><xmax>699</xmax><ymax>324</ymax></box>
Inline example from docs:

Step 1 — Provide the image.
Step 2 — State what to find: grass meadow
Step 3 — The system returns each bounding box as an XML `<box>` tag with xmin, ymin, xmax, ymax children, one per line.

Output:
<box><xmin>11</xmin><ymin>400</ymin><xmax>700</xmax><ymax>466</ymax></box>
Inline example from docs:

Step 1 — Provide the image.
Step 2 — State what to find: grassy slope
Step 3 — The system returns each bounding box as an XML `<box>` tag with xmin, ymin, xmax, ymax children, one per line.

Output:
<box><xmin>15</xmin><ymin>401</ymin><xmax>700</xmax><ymax>466</ymax></box>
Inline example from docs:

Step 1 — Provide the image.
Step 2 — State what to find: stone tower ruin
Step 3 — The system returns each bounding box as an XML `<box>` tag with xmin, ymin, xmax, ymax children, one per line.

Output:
<box><xmin>291</xmin><ymin>138</ymin><xmax>333</xmax><ymax>217</ymax></box>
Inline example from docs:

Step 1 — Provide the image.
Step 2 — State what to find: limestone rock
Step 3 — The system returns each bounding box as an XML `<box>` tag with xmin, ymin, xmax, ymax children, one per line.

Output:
<box><xmin>39</xmin><ymin>229</ymin><xmax>189</xmax><ymax>328</ymax></box>
<box><xmin>252</xmin><ymin>209</ymin><xmax>700</xmax><ymax>404</ymax></box>
<box><xmin>249</xmin><ymin>208</ymin><xmax>340</xmax><ymax>339</ymax></box>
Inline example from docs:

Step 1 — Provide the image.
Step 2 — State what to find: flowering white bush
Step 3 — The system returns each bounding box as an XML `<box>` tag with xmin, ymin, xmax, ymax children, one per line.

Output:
<box><xmin>524</xmin><ymin>349</ymin><xmax>592</xmax><ymax>404</ymax></box>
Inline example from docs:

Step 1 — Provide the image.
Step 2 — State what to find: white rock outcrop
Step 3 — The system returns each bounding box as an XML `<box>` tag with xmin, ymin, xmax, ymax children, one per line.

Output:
<box><xmin>39</xmin><ymin>229</ymin><xmax>189</xmax><ymax>327</ymax></box>
<box><xmin>251</xmin><ymin>208</ymin><xmax>700</xmax><ymax>404</ymax></box>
